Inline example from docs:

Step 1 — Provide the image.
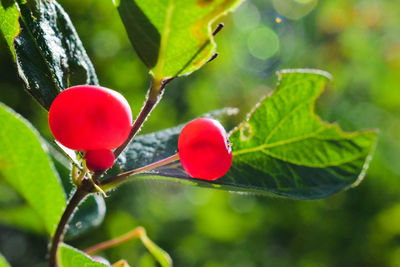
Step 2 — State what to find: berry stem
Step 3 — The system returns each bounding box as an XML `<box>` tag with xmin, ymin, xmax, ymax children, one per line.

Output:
<box><xmin>100</xmin><ymin>153</ymin><xmax>180</xmax><ymax>191</ymax></box>
<box><xmin>113</xmin><ymin>79</ymin><xmax>169</xmax><ymax>159</ymax></box>
<box><xmin>49</xmin><ymin>178</ymin><xmax>94</xmax><ymax>267</ymax></box>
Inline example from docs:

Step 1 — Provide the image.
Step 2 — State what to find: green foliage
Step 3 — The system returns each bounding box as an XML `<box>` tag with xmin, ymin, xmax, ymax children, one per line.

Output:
<box><xmin>228</xmin><ymin>70</ymin><xmax>377</xmax><ymax>198</ymax></box>
<box><xmin>0</xmin><ymin>0</ymin><xmax>19</xmax><ymax>59</ymax></box>
<box><xmin>0</xmin><ymin>103</ymin><xmax>66</xmax><ymax>236</ymax></box>
<box><xmin>112</xmin><ymin>70</ymin><xmax>376</xmax><ymax>199</ymax></box>
<box><xmin>58</xmin><ymin>244</ymin><xmax>108</xmax><ymax>267</ymax></box>
<box><xmin>51</xmin><ymin>154</ymin><xmax>107</xmax><ymax>239</ymax></box>
<box><xmin>0</xmin><ymin>205</ymin><xmax>44</xmax><ymax>233</ymax></box>
<box><xmin>13</xmin><ymin>0</ymin><xmax>98</xmax><ymax>109</ymax></box>
<box><xmin>0</xmin><ymin>253</ymin><xmax>10</xmax><ymax>267</ymax></box>
<box><xmin>0</xmin><ymin>0</ymin><xmax>393</xmax><ymax>265</ymax></box>
<box><xmin>117</xmin><ymin>0</ymin><xmax>243</xmax><ymax>80</ymax></box>
<box><xmin>66</xmin><ymin>194</ymin><xmax>106</xmax><ymax>239</ymax></box>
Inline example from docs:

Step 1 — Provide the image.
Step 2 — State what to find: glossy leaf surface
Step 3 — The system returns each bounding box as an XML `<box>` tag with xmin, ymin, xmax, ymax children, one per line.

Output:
<box><xmin>13</xmin><ymin>0</ymin><xmax>98</xmax><ymax>109</ymax></box>
<box><xmin>112</xmin><ymin>70</ymin><xmax>377</xmax><ymax>199</ymax></box>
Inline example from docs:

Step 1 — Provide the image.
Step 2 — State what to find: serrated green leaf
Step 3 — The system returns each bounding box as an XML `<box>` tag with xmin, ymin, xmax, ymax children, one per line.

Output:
<box><xmin>0</xmin><ymin>0</ymin><xmax>19</xmax><ymax>59</ymax></box>
<box><xmin>117</xmin><ymin>0</ymin><xmax>243</xmax><ymax>81</ymax></box>
<box><xmin>226</xmin><ymin>69</ymin><xmax>377</xmax><ymax>198</ymax></box>
<box><xmin>13</xmin><ymin>0</ymin><xmax>98</xmax><ymax>109</ymax></box>
<box><xmin>0</xmin><ymin>103</ymin><xmax>66</xmax><ymax>235</ymax></box>
<box><xmin>58</xmin><ymin>244</ymin><xmax>108</xmax><ymax>267</ymax></box>
<box><xmin>0</xmin><ymin>253</ymin><xmax>11</xmax><ymax>267</ymax></box>
<box><xmin>109</xmin><ymin>70</ymin><xmax>377</xmax><ymax>199</ymax></box>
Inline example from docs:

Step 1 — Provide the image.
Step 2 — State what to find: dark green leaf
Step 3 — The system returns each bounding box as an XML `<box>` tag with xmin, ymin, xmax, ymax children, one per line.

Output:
<box><xmin>58</xmin><ymin>244</ymin><xmax>108</xmax><ymax>267</ymax></box>
<box><xmin>0</xmin><ymin>0</ymin><xmax>19</xmax><ymax>59</ymax></box>
<box><xmin>0</xmin><ymin>103</ymin><xmax>66</xmax><ymax>236</ymax></box>
<box><xmin>111</xmin><ymin>70</ymin><xmax>377</xmax><ymax>199</ymax></box>
<box><xmin>65</xmin><ymin>194</ymin><xmax>106</xmax><ymax>240</ymax></box>
<box><xmin>13</xmin><ymin>0</ymin><xmax>98</xmax><ymax>109</ymax></box>
<box><xmin>50</xmin><ymin>147</ymin><xmax>106</xmax><ymax>240</ymax></box>
<box><xmin>116</xmin><ymin>0</ymin><xmax>243</xmax><ymax>81</ymax></box>
<box><xmin>111</xmin><ymin>107</ymin><xmax>238</xmax><ymax>180</ymax></box>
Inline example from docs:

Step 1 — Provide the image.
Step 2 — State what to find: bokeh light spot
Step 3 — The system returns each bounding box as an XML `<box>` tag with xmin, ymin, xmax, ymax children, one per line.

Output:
<box><xmin>233</xmin><ymin>2</ymin><xmax>260</xmax><ymax>31</ymax></box>
<box><xmin>247</xmin><ymin>27</ymin><xmax>280</xmax><ymax>60</ymax></box>
<box><xmin>273</xmin><ymin>0</ymin><xmax>318</xmax><ymax>20</ymax></box>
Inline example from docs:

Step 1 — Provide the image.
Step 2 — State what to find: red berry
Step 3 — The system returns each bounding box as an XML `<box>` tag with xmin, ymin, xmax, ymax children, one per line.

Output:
<box><xmin>178</xmin><ymin>118</ymin><xmax>232</xmax><ymax>180</ymax></box>
<box><xmin>85</xmin><ymin>149</ymin><xmax>115</xmax><ymax>171</ymax></box>
<box><xmin>48</xmin><ymin>85</ymin><xmax>132</xmax><ymax>151</ymax></box>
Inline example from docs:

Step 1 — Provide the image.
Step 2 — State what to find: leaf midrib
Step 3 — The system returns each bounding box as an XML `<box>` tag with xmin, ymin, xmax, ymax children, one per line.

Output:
<box><xmin>17</xmin><ymin>1</ymin><xmax>62</xmax><ymax>93</ymax></box>
<box><xmin>153</xmin><ymin>0</ymin><xmax>174</xmax><ymax>81</ymax></box>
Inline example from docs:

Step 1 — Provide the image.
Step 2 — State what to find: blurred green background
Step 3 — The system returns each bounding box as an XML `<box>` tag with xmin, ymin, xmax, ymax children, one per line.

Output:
<box><xmin>1</xmin><ymin>0</ymin><xmax>400</xmax><ymax>266</ymax></box>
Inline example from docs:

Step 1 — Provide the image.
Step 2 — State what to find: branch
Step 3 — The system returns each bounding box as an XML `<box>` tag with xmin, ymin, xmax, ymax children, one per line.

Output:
<box><xmin>48</xmin><ymin>179</ymin><xmax>94</xmax><ymax>267</ymax></box>
<box><xmin>84</xmin><ymin>226</ymin><xmax>172</xmax><ymax>267</ymax></box>
<box><xmin>113</xmin><ymin>79</ymin><xmax>170</xmax><ymax>158</ymax></box>
<box><xmin>100</xmin><ymin>153</ymin><xmax>180</xmax><ymax>191</ymax></box>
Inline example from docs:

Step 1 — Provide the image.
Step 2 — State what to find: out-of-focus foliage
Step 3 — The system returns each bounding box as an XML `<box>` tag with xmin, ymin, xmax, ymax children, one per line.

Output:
<box><xmin>0</xmin><ymin>0</ymin><xmax>399</xmax><ymax>266</ymax></box>
<box><xmin>0</xmin><ymin>103</ymin><xmax>66</xmax><ymax>237</ymax></box>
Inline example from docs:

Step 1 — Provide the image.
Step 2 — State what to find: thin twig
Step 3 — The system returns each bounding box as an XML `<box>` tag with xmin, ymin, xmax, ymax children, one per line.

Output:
<box><xmin>84</xmin><ymin>226</ymin><xmax>145</xmax><ymax>255</ymax></box>
<box><xmin>90</xmin><ymin>80</ymin><xmax>167</xmax><ymax>184</ymax></box>
<box><xmin>100</xmin><ymin>153</ymin><xmax>180</xmax><ymax>191</ymax></box>
<box><xmin>84</xmin><ymin>226</ymin><xmax>172</xmax><ymax>267</ymax></box>
<box><xmin>49</xmin><ymin>179</ymin><xmax>94</xmax><ymax>267</ymax></box>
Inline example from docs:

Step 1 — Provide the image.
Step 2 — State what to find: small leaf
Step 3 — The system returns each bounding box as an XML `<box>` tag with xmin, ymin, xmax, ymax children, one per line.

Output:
<box><xmin>58</xmin><ymin>244</ymin><xmax>108</xmax><ymax>267</ymax></box>
<box><xmin>111</xmin><ymin>70</ymin><xmax>377</xmax><ymax>199</ymax></box>
<box><xmin>117</xmin><ymin>0</ymin><xmax>244</xmax><ymax>81</ymax></box>
<box><xmin>13</xmin><ymin>0</ymin><xmax>98</xmax><ymax>109</ymax></box>
<box><xmin>0</xmin><ymin>253</ymin><xmax>11</xmax><ymax>267</ymax></box>
<box><xmin>0</xmin><ymin>0</ymin><xmax>20</xmax><ymax>59</ymax></box>
<box><xmin>0</xmin><ymin>103</ymin><xmax>66</xmax><ymax>235</ymax></box>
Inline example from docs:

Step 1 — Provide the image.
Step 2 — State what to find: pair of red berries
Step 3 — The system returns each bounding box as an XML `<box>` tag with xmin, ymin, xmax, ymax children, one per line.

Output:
<box><xmin>48</xmin><ymin>85</ymin><xmax>232</xmax><ymax>180</ymax></box>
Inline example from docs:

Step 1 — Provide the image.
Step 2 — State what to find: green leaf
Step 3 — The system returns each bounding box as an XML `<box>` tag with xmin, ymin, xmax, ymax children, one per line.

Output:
<box><xmin>116</xmin><ymin>0</ymin><xmax>243</xmax><ymax>81</ymax></box>
<box><xmin>58</xmin><ymin>244</ymin><xmax>108</xmax><ymax>267</ymax></box>
<box><xmin>13</xmin><ymin>0</ymin><xmax>98</xmax><ymax>109</ymax></box>
<box><xmin>109</xmin><ymin>107</ymin><xmax>238</xmax><ymax>182</ymax></box>
<box><xmin>66</xmin><ymin>194</ymin><xmax>106</xmax><ymax>240</ymax></box>
<box><xmin>0</xmin><ymin>103</ymin><xmax>66</xmax><ymax>235</ymax></box>
<box><xmin>0</xmin><ymin>204</ymin><xmax>45</xmax><ymax>234</ymax></box>
<box><xmin>111</xmin><ymin>70</ymin><xmax>377</xmax><ymax>199</ymax></box>
<box><xmin>0</xmin><ymin>0</ymin><xmax>20</xmax><ymax>59</ymax></box>
<box><xmin>0</xmin><ymin>253</ymin><xmax>11</xmax><ymax>267</ymax></box>
<box><xmin>49</xmin><ymin>148</ymin><xmax>106</xmax><ymax>239</ymax></box>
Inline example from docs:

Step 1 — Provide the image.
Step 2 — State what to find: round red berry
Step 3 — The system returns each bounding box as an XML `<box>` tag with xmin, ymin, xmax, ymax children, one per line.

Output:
<box><xmin>85</xmin><ymin>149</ymin><xmax>115</xmax><ymax>171</ymax></box>
<box><xmin>48</xmin><ymin>85</ymin><xmax>132</xmax><ymax>151</ymax></box>
<box><xmin>178</xmin><ymin>118</ymin><xmax>232</xmax><ymax>180</ymax></box>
